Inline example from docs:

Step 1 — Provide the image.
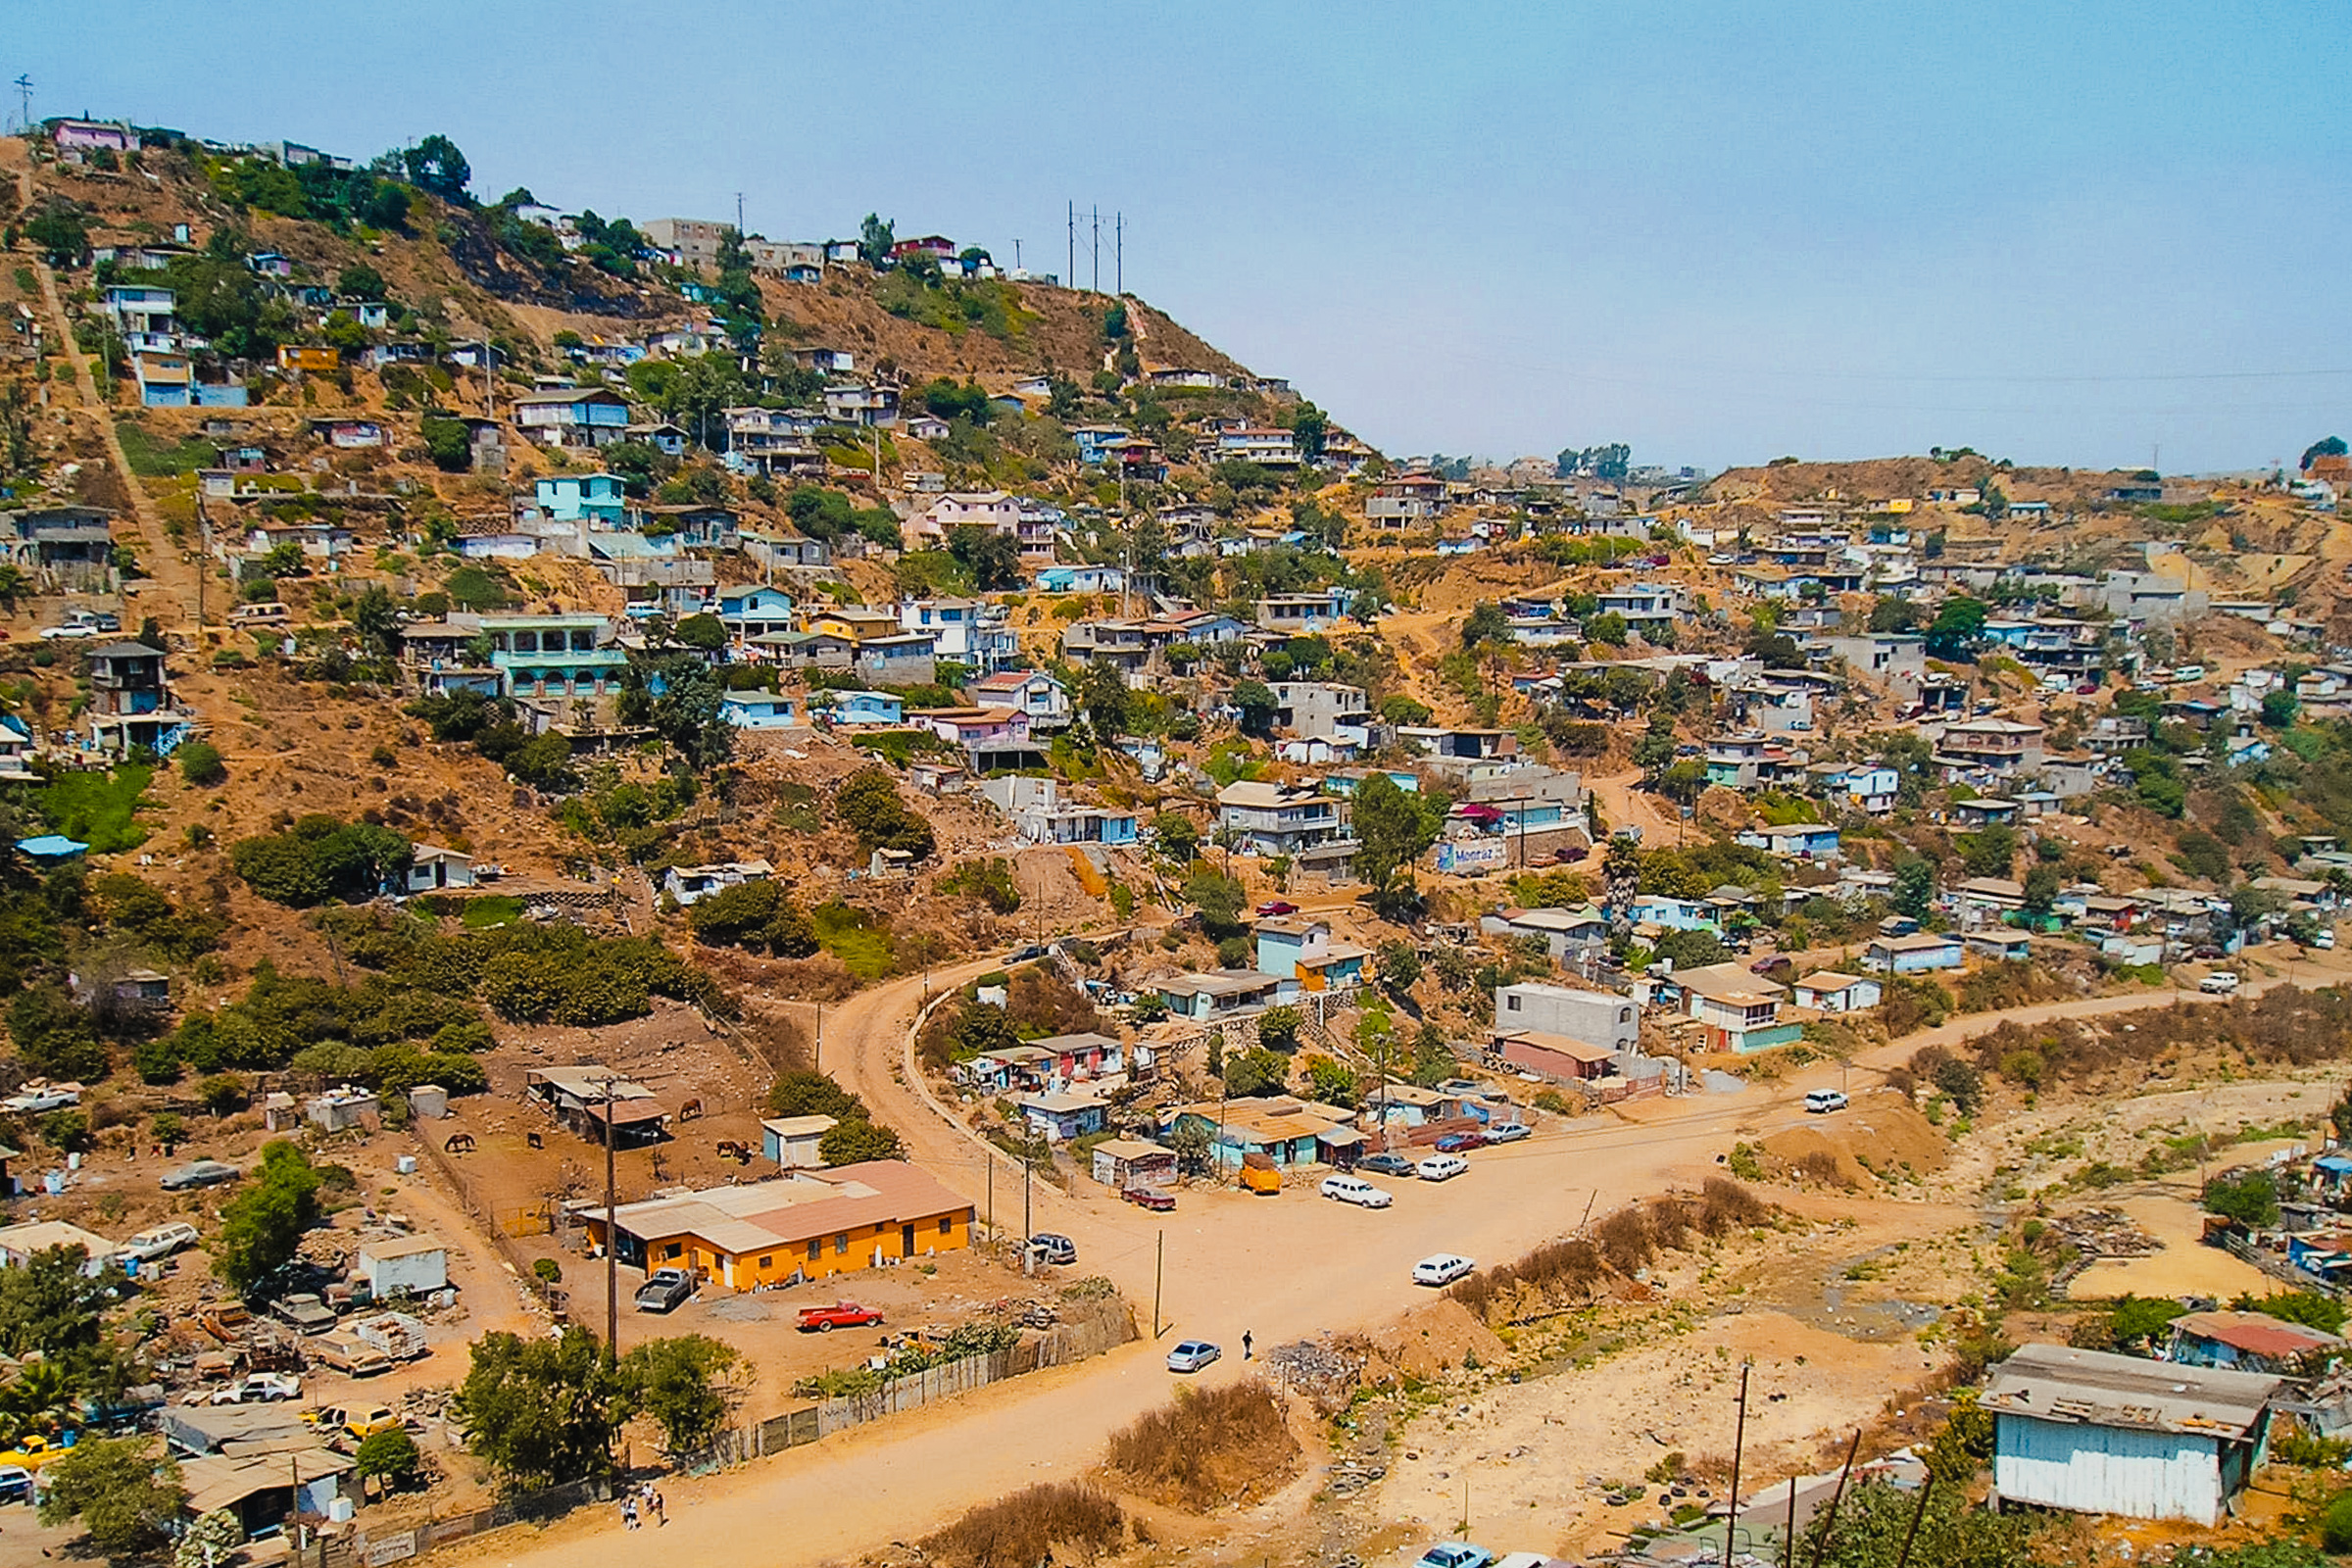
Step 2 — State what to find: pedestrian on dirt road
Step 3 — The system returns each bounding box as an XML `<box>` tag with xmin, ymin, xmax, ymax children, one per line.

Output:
<box><xmin>621</xmin><ymin>1496</ymin><xmax>638</xmax><ymax>1531</ymax></box>
<box><xmin>1243</xmin><ymin>1330</ymin><xmax>1253</xmax><ymax>1360</ymax></box>
<box><xmin>653</xmin><ymin>1490</ymin><xmax>665</xmax><ymax>1526</ymax></box>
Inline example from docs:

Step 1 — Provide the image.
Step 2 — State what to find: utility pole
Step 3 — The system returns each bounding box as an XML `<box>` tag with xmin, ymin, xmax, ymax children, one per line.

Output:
<box><xmin>813</xmin><ymin>998</ymin><xmax>823</xmax><ymax>1072</ymax></box>
<box><xmin>1091</xmin><ymin>207</ymin><xmax>1100</xmax><ymax>293</ymax></box>
<box><xmin>1724</xmin><ymin>1363</ymin><xmax>1749</xmax><ymax>1568</ymax></box>
<box><xmin>1012</xmin><ymin>238</ymin><xmax>1021</xmax><ymax>273</ymax></box>
<box><xmin>12</xmin><ymin>77</ymin><xmax>30</xmax><ymax>136</ymax></box>
<box><xmin>1021</xmin><ymin>1154</ymin><xmax>1033</xmax><ymax>1274</ymax></box>
<box><xmin>1115</xmin><ymin>213</ymin><xmax>1123</xmax><ymax>295</ymax></box>
<box><xmin>735</xmin><ymin>191</ymin><xmax>744</xmax><ymax>234</ymax></box>
<box><xmin>195</xmin><ymin>495</ymin><xmax>210</xmax><ymax>630</ymax></box>
<box><xmin>1152</xmin><ymin>1229</ymin><xmax>1164</xmax><ymax>1339</ymax></box>
<box><xmin>1067</xmin><ymin>202</ymin><xmax>1074</xmax><ymax>292</ymax></box>
<box><xmin>598</xmin><ymin>1073</ymin><xmax>619</xmax><ymax>1362</ymax></box>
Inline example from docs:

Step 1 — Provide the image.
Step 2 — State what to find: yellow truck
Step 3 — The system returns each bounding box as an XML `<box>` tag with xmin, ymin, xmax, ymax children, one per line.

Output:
<box><xmin>1239</xmin><ymin>1152</ymin><xmax>1282</xmax><ymax>1196</ymax></box>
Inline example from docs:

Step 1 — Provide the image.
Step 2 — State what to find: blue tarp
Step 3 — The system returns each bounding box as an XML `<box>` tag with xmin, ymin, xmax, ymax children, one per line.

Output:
<box><xmin>2314</xmin><ymin>1154</ymin><xmax>2352</xmax><ymax>1175</ymax></box>
<box><xmin>16</xmin><ymin>835</ymin><xmax>88</xmax><ymax>859</ymax></box>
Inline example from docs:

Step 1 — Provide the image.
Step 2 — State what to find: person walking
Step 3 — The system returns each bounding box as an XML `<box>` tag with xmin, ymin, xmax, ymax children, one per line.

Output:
<box><xmin>620</xmin><ymin>1496</ymin><xmax>638</xmax><ymax>1531</ymax></box>
<box><xmin>1242</xmin><ymin>1329</ymin><xmax>1253</xmax><ymax>1360</ymax></box>
<box><xmin>652</xmin><ymin>1490</ymin><xmax>666</xmax><ymax>1527</ymax></box>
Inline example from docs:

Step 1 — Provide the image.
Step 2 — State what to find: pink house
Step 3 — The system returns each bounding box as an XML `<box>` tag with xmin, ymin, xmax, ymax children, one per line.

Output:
<box><xmin>53</xmin><ymin>121</ymin><xmax>133</xmax><ymax>155</ymax></box>
<box><xmin>907</xmin><ymin>490</ymin><xmax>1019</xmax><ymax>547</ymax></box>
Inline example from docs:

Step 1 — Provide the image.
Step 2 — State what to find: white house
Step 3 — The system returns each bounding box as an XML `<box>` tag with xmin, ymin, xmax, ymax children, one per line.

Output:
<box><xmin>403</xmin><ymin>846</ymin><xmax>474</xmax><ymax>894</ymax></box>
<box><xmin>355</xmin><ymin>1235</ymin><xmax>450</xmax><ymax>1297</ymax></box>
<box><xmin>662</xmin><ymin>859</ymin><xmax>773</xmax><ymax>906</ymax></box>
<box><xmin>1790</xmin><ymin>971</ymin><xmax>1881</xmax><ymax>1012</ymax></box>
<box><xmin>906</xmin><ymin>491</ymin><xmax>1019</xmax><ymax>548</ymax></box>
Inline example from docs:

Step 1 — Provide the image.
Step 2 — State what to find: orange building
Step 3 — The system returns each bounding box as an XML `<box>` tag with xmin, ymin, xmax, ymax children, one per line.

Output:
<box><xmin>577</xmin><ymin>1161</ymin><xmax>974</xmax><ymax>1291</ymax></box>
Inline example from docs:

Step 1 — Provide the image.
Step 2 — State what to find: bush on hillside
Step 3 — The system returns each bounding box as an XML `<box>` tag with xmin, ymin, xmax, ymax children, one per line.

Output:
<box><xmin>176</xmin><ymin>741</ymin><xmax>226</xmax><ymax>786</ymax></box>
<box><xmin>229</xmin><ymin>816</ymin><xmax>412</xmax><ymax>906</ymax></box>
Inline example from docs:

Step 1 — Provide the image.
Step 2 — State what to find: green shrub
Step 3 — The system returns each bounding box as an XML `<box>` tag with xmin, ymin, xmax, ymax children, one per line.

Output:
<box><xmin>176</xmin><ymin>741</ymin><xmax>226</xmax><ymax>787</ymax></box>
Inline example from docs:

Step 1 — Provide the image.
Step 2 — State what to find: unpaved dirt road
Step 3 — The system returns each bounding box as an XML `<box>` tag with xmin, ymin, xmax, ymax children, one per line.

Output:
<box><xmin>458</xmin><ymin>946</ymin><xmax>2352</xmax><ymax>1568</ymax></box>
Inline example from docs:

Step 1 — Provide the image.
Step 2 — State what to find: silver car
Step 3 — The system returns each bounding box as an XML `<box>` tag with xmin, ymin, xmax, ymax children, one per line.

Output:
<box><xmin>1165</xmin><ymin>1340</ymin><xmax>1221</xmax><ymax>1373</ymax></box>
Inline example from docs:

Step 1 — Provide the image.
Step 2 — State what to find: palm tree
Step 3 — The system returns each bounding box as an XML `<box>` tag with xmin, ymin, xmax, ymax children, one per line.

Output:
<box><xmin>1</xmin><ymin>1361</ymin><xmax>75</xmax><ymax>1435</ymax></box>
<box><xmin>0</xmin><ymin>564</ymin><xmax>27</xmax><ymax>614</ymax></box>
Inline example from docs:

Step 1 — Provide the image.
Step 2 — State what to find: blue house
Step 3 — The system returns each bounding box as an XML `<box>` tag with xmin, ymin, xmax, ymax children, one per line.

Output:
<box><xmin>720</xmin><ymin>691</ymin><xmax>802</xmax><ymax>729</ymax></box>
<box><xmin>824</xmin><ymin>690</ymin><xmax>904</xmax><ymax>726</ymax></box>
<box><xmin>718</xmin><ymin>586</ymin><xmax>797</xmax><ymax>641</ymax></box>
<box><xmin>1253</xmin><ymin>918</ymin><xmax>1370</xmax><ymax>994</ymax></box>
<box><xmin>1016</xmin><ymin>1090</ymin><xmax>1109</xmax><ymax>1143</ymax></box>
<box><xmin>535</xmin><ymin>473</ymin><xmax>627</xmax><ymax>525</ymax></box>
<box><xmin>1864</xmin><ymin>932</ymin><xmax>1965</xmax><ymax>974</ymax></box>
<box><xmin>1071</xmin><ymin>425</ymin><xmax>1132</xmax><ymax>466</ymax></box>
<box><xmin>1735</xmin><ymin>822</ymin><xmax>1842</xmax><ymax>861</ymax></box>
<box><xmin>1631</xmin><ymin>895</ymin><xmax>1720</xmax><ymax>933</ymax></box>
<box><xmin>1036</xmin><ymin>564</ymin><xmax>1129</xmax><ymax>594</ymax></box>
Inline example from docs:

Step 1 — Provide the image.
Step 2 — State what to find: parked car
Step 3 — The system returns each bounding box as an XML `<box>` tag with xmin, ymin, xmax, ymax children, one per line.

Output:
<box><xmin>635</xmin><ymin>1268</ymin><xmax>696</xmax><ymax>1312</ymax></box>
<box><xmin>211</xmin><ymin>1372</ymin><xmax>301</xmax><ymax>1404</ymax></box>
<box><xmin>0</xmin><ymin>1465</ymin><xmax>31</xmax><ymax>1505</ymax></box>
<box><xmin>1358</xmin><ymin>1152</ymin><xmax>1417</xmax><ymax>1178</ymax></box>
<box><xmin>1416</xmin><ymin>1154</ymin><xmax>1469</xmax><ymax>1182</ymax></box>
<box><xmin>1433</xmin><ymin>1131</ymin><xmax>1487</xmax><ymax>1152</ymax></box>
<box><xmin>1486</xmin><ymin>1121</ymin><xmax>1532</xmax><ymax>1144</ymax></box>
<box><xmin>796</xmin><ymin>1301</ymin><xmax>884</xmax><ymax>1333</ymax></box>
<box><xmin>1027</xmin><ymin>1233</ymin><xmax>1077</xmax><ymax>1267</ymax></box>
<box><xmin>343</xmin><ymin>1407</ymin><xmax>403</xmax><ymax>1443</ymax></box>
<box><xmin>161</xmin><ymin>1159</ymin><xmax>239</xmax><ymax>1192</ymax></box>
<box><xmin>1121</xmin><ymin>1187</ymin><xmax>1176</xmax><ymax>1212</ymax></box>
<box><xmin>2200</xmin><ymin>971</ymin><xmax>2242</xmax><ymax>995</ymax></box>
<box><xmin>312</xmin><ymin>1334</ymin><xmax>393</xmax><ymax>1378</ymax></box>
<box><xmin>1803</xmin><ymin>1090</ymin><xmax>1849</xmax><ymax>1114</ymax></box>
<box><xmin>1319</xmin><ymin>1175</ymin><xmax>1394</xmax><ymax>1209</ymax></box>
<box><xmin>270</xmin><ymin>1294</ymin><xmax>336</xmax><ymax>1335</ymax></box>
<box><xmin>36</xmin><ymin>622</ymin><xmax>98</xmax><ymax>641</ymax></box>
<box><xmin>1414</xmin><ymin>1544</ymin><xmax>1494</xmax><ymax>1568</ymax></box>
<box><xmin>122</xmin><ymin>1222</ymin><xmax>200</xmax><ymax>1262</ymax></box>
<box><xmin>1412</xmin><ymin>1253</ymin><xmax>1476</xmax><ymax>1287</ymax></box>
<box><xmin>1254</xmin><ymin>900</ymin><xmax>1298</xmax><ymax>917</ymax></box>
<box><xmin>1165</xmin><ymin>1340</ymin><xmax>1222</xmax><ymax>1374</ymax></box>
<box><xmin>0</xmin><ymin>1437</ymin><xmax>67</xmax><ymax>1471</ymax></box>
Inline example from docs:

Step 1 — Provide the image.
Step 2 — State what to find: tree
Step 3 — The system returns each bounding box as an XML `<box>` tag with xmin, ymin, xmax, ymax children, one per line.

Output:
<box><xmin>1184</xmin><ymin>867</ymin><xmax>1246</xmax><ymax>935</ymax></box>
<box><xmin>25</xmin><ymin>203</ymin><xmax>91</xmax><ymax>268</ymax></box>
<box><xmin>1582</xmin><ymin>612</ymin><xmax>1629</xmax><ymax>647</ymax></box>
<box><xmin>1892</xmin><ymin>858</ymin><xmax>1936</xmax><ymax>921</ymax></box>
<box><xmin>817</xmin><ymin>1117</ymin><xmax>905</xmax><ymax>1164</ymax></box>
<box><xmin>1256</xmin><ymin>1005</ymin><xmax>1301</xmax><ymax>1052</ymax></box>
<box><xmin>1305</xmin><ymin>1054</ymin><xmax>1357</xmax><ymax>1108</ymax></box>
<box><xmin>2022</xmin><ymin>864</ymin><xmax>2061</xmax><ymax>915</ymax></box>
<box><xmin>336</xmin><ymin>264</ymin><xmax>386</xmax><ymax>300</ymax></box>
<box><xmin>456</xmin><ymin>1328</ymin><xmax>627</xmax><ymax>1492</ymax></box>
<box><xmin>0</xmin><ymin>1246</ymin><xmax>114</xmax><ymax>1360</ymax></box>
<box><xmin>858</xmin><ymin>213</ymin><xmax>896</xmax><ymax>268</ymax></box>
<box><xmin>689</xmin><ymin>881</ymin><xmax>817</xmax><ymax>956</ymax></box>
<box><xmin>1925</xmin><ymin>596</ymin><xmax>1987</xmax><ymax>660</ymax></box>
<box><xmin>618</xmin><ymin>650</ymin><xmax>733</xmax><ymax>770</ymax></box>
<box><xmin>402</xmin><ymin>135</ymin><xmax>472</xmax><ymax>204</ymax></box>
<box><xmin>836</xmin><ymin>767</ymin><xmax>935</xmax><ymax>858</ymax></box>
<box><xmin>1230</xmin><ymin>681</ymin><xmax>1279</xmax><ymax>738</ymax></box>
<box><xmin>2203</xmin><ymin>1169</ymin><xmax>2279</xmax><ymax>1229</ymax></box>
<box><xmin>1350</xmin><ymin>773</ymin><xmax>1439</xmax><ymax>908</ymax></box>
<box><xmin>1376</xmin><ymin>941</ymin><xmax>1422</xmax><ymax>995</ymax></box>
<box><xmin>1460</xmin><ymin>602</ymin><xmax>1511</xmax><ymax>650</ymax></box>
<box><xmin>353</xmin><ymin>1426</ymin><xmax>421</xmax><ymax>1498</ymax></box>
<box><xmin>620</xmin><ymin>1335</ymin><xmax>742</xmax><ymax>1455</ymax></box>
<box><xmin>1222</xmin><ymin>1048</ymin><xmax>1290</xmax><ymax>1098</ymax></box>
<box><xmin>946</xmin><ymin>524</ymin><xmax>1021</xmax><ymax>590</ymax></box>
<box><xmin>2263</xmin><ymin>688</ymin><xmax>2299</xmax><ymax>728</ymax></box>
<box><xmin>9</xmin><ymin>984</ymin><xmax>106</xmax><ymax>1081</ymax></box>
<box><xmin>1152</xmin><ymin>810</ymin><xmax>1200</xmax><ymax>863</ymax></box>
<box><xmin>1379</xmin><ymin>695</ymin><xmax>1433</xmax><ymax>726</ymax></box>
<box><xmin>419</xmin><ymin>416</ymin><xmax>473</xmax><ymax>471</ymax></box>
<box><xmin>1079</xmin><ymin>662</ymin><xmax>1130</xmax><ymax>739</ymax></box>
<box><xmin>1866</xmin><ymin>596</ymin><xmax>1918</xmax><ymax>634</ymax></box>
<box><xmin>40</xmin><ymin>1438</ymin><xmax>185</xmax><ymax>1559</ymax></box>
<box><xmin>764</xmin><ymin>1070</ymin><xmax>867</xmax><ymax>1121</ymax></box>
<box><xmin>1957</xmin><ymin>825</ymin><xmax>2018</xmax><ymax>879</ymax></box>
<box><xmin>2302</xmin><ymin>436</ymin><xmax>2347</xmax><ymax>471</ymax></box>
<box><xmin>214</xmin><ymin>1141</ymin><xmax>323</xmax><ymax>1293</ymax></box>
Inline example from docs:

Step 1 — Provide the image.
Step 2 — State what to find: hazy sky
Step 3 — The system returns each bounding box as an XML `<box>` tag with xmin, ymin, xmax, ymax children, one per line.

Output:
<box><xmin>16</xmin><ymin>1</ymin><xmax>2347</xmax><ymax>473</ymax></box>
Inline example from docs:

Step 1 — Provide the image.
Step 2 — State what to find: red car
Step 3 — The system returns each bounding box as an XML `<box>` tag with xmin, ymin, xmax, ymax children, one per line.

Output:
<box><xmin>1433</xmin><ymin>1131</ymin><xmax>1488</xmax><ymax>1152</ymax></box>
<box><xmin>797</xmin><ymin>1301</ymin><xmax>884</xmax><ymax>1333</ymax></box>
<box><xmin>1255</xmin><ymin>900</ymin><xmax>1298</xmax><ymax>917</ymax></box>
<box><xmin>1122</xmin><ymin>1187</ymin><xmax>1176</xmax><ymax>1211</ymax></box>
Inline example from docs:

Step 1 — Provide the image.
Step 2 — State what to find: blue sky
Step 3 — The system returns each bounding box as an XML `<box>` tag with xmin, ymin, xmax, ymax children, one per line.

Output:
<box><xmin>16</xmin><ymin>1</ymin><xmax>2346</xmax><ymax>472</ymax></box>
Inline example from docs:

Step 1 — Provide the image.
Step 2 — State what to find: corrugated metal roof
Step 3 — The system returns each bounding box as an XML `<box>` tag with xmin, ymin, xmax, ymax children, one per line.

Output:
<box><xmin>1984</xmin><ymin>1343</ymin><xmax>2282</xmax><ymax>1440</ymax></box>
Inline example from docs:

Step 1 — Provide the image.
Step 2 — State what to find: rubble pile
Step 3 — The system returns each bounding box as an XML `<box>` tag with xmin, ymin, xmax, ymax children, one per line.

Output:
<box><xmin>1264</xmin><ymin>1337</ymin><xmax>1367</xmax><ymax>1409</ymax></box>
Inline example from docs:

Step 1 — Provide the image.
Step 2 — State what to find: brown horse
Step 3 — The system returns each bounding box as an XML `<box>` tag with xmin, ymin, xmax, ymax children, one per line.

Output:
<box><xmin>443</xmin><ymin>1133</ymin><xmax>476</xmax><ymax>1154</ymax></box>
<box><xmin>525</xmin><ymin>1131</ymin><xmax>544</xmax><ymax>1151</ymax></box>
<box><xmin>678</xmin><ymin>1099</ymin><xmax>704</xmax><ymax>1122</ymax></box>
<box><xmin>714</xmin><ymin>1140</ymin><xmax>753</xmax><ymax>1164</ymax></box>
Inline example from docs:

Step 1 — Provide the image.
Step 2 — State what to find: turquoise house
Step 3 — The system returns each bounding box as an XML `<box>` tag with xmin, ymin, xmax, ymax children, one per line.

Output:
<box><xmin>535</xmin><ymin>472</ymin><xmax>627</xmax><ymax>525</ymax></box>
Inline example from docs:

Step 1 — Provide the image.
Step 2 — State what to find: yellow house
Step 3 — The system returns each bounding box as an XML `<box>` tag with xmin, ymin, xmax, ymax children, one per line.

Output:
<box><xmin>275</xmin><ymin>345</ymin><xmax>340</xmax><ymax>373</ymax></box>
<box><xmin>578</xmin><ymin>1161</ymin><xmax>974</xmax><ymax>1291</ymax></box>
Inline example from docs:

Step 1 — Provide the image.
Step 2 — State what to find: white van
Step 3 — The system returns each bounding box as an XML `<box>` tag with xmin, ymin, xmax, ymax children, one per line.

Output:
<box><xmin>1803</xmin><ymin>1089</ymin><xmax>1849</xmax><ymax>1114</ymax></box>
<box><xmin>2199</xmin><ymin>971</ymin><xmax>2241</xmax><ymax>995</ymax></box>
<box><xmin>231</xmin><ymin>602</ymin><xmax>291</xmax><ymax>627</ymax></box>
<box><xmin>1318</xmin><ymin>1175</ymin><xmax>1394</xmax><ymax>1209</ymax></box>
<box><xmin>1415</xmin><ymin>1154</ymin><xmax>1469</xmax><ymax>1182</ymax></box>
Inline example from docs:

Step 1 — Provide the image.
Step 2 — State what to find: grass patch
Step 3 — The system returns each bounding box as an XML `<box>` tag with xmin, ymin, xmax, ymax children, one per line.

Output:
<box><xmin>1105</xmin><ymin>1380</ymin><xmax>1300</xmax><ymax>1510</ymax></box>
<box><xmin>35</xmin><ymin>764</ymin><xmax>153</xmax><ymax>854</ymax></box>
<box><xmin>810</xmin><ymin>901</ymin><xmax>895</xmax><ymax>982</ymax></box>
<box><xmin>115</xmin><ymin>421</ymin><xmax>220</xmax><ymax>478</ymax></box>
<box><xmin>850</xmin><ymin>729</ymin><xmax>951</xmax><ymax>768</ymax></box>
<box><xmin>460</xmin><ymin>896</ymin><xmax>526</xmax><ymax>930</ymax></box>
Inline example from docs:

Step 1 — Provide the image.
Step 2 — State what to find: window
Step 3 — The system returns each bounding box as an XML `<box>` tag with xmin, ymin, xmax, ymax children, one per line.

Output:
<box><xmin>806</xmin><ymin>1240</ymin><xmax>820</xmax><ymax>1261</ymax></box>
<box><xmin>1506</xmin><ymin>995</ymin><xmax>1522</xmax><ymax>1012</ymax></box>
<box><xmin>664</xmin><ymin>1243</ymin><xmax>682</xmax><ymax>1259</ymax></box>
<box><xmin>835</xmin><ymin>1233</ymin><xmax>849</xmax><ymax>1255</ymax></box>
<box><xmin>939</xmin><ymin>1215</ymin><xmax>953</xmax><ymax>1235</ymax></box>
<box><xmin>759</xmin><ymin>1255</ymin><xmax>772</xmax><ymax>1270</ymax></box>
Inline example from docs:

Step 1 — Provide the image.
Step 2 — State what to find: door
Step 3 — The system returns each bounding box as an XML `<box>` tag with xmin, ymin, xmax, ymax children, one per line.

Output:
<box><xmin>902</xmin><ymin>1224</ymin><xmax>916</xmax><ymax>1257</ymax></box>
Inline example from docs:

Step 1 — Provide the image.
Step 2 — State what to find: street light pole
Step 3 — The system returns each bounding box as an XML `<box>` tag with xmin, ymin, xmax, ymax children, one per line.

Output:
<box><xmin>598</xmin><ymin>1073</ymin><xmax>618</xmax><ymax>1361</ymax></box>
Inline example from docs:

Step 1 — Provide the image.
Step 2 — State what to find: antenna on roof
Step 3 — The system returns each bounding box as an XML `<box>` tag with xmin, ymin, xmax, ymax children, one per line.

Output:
<box><xmin>12</xmin><ymin>76</ymin><xmax>30</xmax><ymax>135</ymax></box>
